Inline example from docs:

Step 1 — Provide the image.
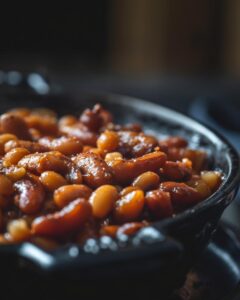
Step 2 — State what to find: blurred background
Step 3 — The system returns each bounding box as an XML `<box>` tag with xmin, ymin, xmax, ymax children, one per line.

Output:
<box><xmin>0</xmin><ymin>0</ymin><xmax>239</xmax><ymax>147</ymax></box>
<box><xmin>1</xmin><ymin>0</ymin><xmax>240</xmax><ymax>77</ymax></box>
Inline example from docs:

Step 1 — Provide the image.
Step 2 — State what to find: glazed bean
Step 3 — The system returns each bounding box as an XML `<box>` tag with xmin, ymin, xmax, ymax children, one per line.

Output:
<box><xmin>7</xmin><ymin>219</ymin><xmax>31</xmax><ymax>242</ymax></box>
<box><xmin>3</xmin><ymin>147</ymin><xmax>30</xmax><ymax>167</ymax></box>
<box><xmin>159</xmin><ymin>136</ymin><xmax>188</xmax><ymax>151</ymax></box>
<box><xmin>132</xmin><ymin>171</ymin><xmax>160</xmax><ymax>191</ymax></box>
<box><xmin>114</xmin><ymin>190</ymin><xmax>145</xmax><ymax>223</ymax></box>
<box><xmin>74</xmin><ymin>152</ymin><xmax>113</xmax><ymax>188</ymax></box>
<box><xmin>32</xmin><ymin>198</ymin><xmax>92</xmax><ymax>237</ymax></box>
<box><xmin>201</xmin><ymin>171</ymin><xmax>222</xmax><ymax>191</ymax></box>
<box><xmin>105</xmin><ymin>152</ymin><xmax>123</xmax><ymax>164</ymax></box>
<box><xmin>89</xmin><ymin>185</ymin><xmax>118</xmax><ymax>218</ymax></box>
<box><xmin>0</xmin><ymin>133</ymin><xmax>17</xmax><ymax>144</ymax></box>
<box><xmin>161</xmin><ymin>160</ymin><xmax>192</xmax><ymax>181</ymax></box>
<box><xmin>159</xmin><ymin>182</ymin><xmax>201</xmax><ymax>208</ymax></box>
<box><xmin>25</xmin><ymin>115</ymin><xmax>58</xmax><ymax>136</ymax></box>
<box><xmin>120</xmin><ymin>186</ymin><xmax>139</xmax><ymax>196</ymax></box>
<box><xmin>187</xmin><ymin>176</ymin><xmax>211</xmax><ymax>199</ymax></box>
<box><xmin>97</xmin><ymin>131</ymin><xmax>119</xmax><ymax>152</ymax></box>
<box><xmin>79</xmin><ymin>106</ymin><xmax>104</xmax><ymax>131</ymax></box>
<box><xmin>54</xmin><ymin>184</ymin><xmax>92</xmax><ymax>208</ymax></box>
<box><xmin>0</xmin><ymin>134</ymin><xmax>18</xmax><ymax>155</ymax></box>
<box><xmin>0</xmin><ymin>174</ymin><xmax>14</xmax><ymax>196</ymax></box>
<box><xmin>40</xmin><ymin>171</ymin><xmax>67</xmax><ymax>191</ymax></box>
<box><xmin>146</xmin><ymin>190</ymin><xmax>173</xmax><ymax>218</ymax></box>
<box><xmin>66</xmin><ymin>165</ymin><xmax>83</xmax><ymax>184</ymax></box>
<box><xmin>14</xmin><ymin>178</ymin><xmax>45</xmax><ymax>214</ymax></box>
<box><xmin>167</xmin><ymin>148</ymin><xmax>207</xmax><ymax>172</ymax></box>
<box><xmin>109</xmin><ymin>151</ymin><xmax>167</xmax><ymax>185</ymax></box>
<box><xmin>0</xmin><ymin>113</ymin><xmax>32</xmax><ymax>140</ymax></box>
<box><xmin>39</xmin><ymin>136</ymin><xmax>83</xmax><ymax>156</ymax></box>
<box><xmin>5</xmin><ymin>166</ymin><xmax>26</xmax><ymax>182</ymax></box>
<box><xmin>117</xmin><ymin>131</ymin><xmax>158</xmax><ymax>157</ymax></box>
<box><xmin>117</xmin><ymin>222</ymin><xmax>145</xmax><ymax>236</ymax></box>
<box><xmin>18</xmin><ymin>151</ymin><xmax>69</xmax><ymax>174</ymax></box>
<box><xmin>4</xmin><ymin>139</ymin><xmax>49</xmax><ymax>153</ymax></box>
<box><xmin>59</xmin><ymin>115</ymin><xmax>78</xmax><ymax>127</ymax></box>
<box><xmin>60</xmin><ymin>123</ymin><xmax>98</xmax><ymax>146</ymax></box>
<box><xmin>100</xmin><ymin>225</ymin><xmax>119</xmax><ymax>237</ymax></box>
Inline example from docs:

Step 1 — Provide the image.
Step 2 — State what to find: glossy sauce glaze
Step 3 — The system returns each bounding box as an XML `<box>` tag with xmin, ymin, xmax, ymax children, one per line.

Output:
<box><xmin>0</xmin><ymin>104</ymin><xmax>222</xmax><ymax>249</ymax></box>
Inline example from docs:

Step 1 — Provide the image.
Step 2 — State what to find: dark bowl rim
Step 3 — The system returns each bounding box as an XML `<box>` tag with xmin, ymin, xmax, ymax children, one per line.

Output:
<box><xmin>0</xmin><ymin>92</ymin><xmax>239</xmax><ymax>266</ymax></box>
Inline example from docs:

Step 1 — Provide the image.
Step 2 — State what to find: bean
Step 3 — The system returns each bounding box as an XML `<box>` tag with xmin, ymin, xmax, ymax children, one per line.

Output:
<box><xmin>0</xmin><ymin>133</ymin><xmax>17</xmax><ymax>144</ymax></box>
<box><xmin>32</xmin><ymin>198</ymin><xmax>92</xmax><ymax>237</ymax></box>
<box><xmin>74</xmin><ymin>152</ymin><xmax>113</xmax><ymax>188</ymax></box>
<box><xmin>18</xmin><ymin>151</ymin><xmax>69</xmax><ymax>174</ymax></box>
<box><xmin>159</xmin><ymin>136</ymin><xmax>188</xmax><ymax>151</ymax></box>
<box><xmin>65</xmin><ymin>165</ymin><xmax>83</xmax><ymax>184</ymax></box>
<box><xmin>89</xmin><ymin>185</ymin><xmax>118</xmax><ymax>218</ymax></box>
<box><xmin>167</xmin><ymin>148</ymin><xmax>207</xmax><ymax>172</ymax></box>
<box><xmin>3</xmin><ymin>147</ymin><xmax>30</xmax><ymax>167</ymax></box>
<box><xmin>146</xmin><ymin>190</ymin><xmax>173</xmax><ymax>218</ymax></box>
<box><xmin>7</xmin><ymin>219</ymin><xmax>31</xmax><ymax>242</ymax></box>
<box><xmin>14</xmin><ymin>178</ymin><xmax>45</xmax><ymax>214</ymax></box>
<box><xmin>120</xmin><ymin>186</ymin><xmax>139</xmax><ymax>196</ymax></box>
<box><xmin>109</xmin><ymin>151</ymin><xmax>167</xmax><ymax>185</ymax></box>
<box><xmin>117</xmin><ymin>222</ymin><xmax>145</xmax><ymax>236</ymax></box>
<box><xmin>4</xmin><ymin>139</ymin><xmax>49</xmax><ymax>153</ymax></box>
<box><xmin>117</xmin><ymin>131</ymin><xmax>158</xmax><ymax>157</ymax></box>
<box><xmin>39</xmin><ymin>136</ymin><xmax>83</xmax><ymax>156</ymax></box>
<box><xmin>100</xmin><ymin>225</ymin><xmax>119</xmax><ymax>237</ymax></box>
<box><xmin>161</xmin><ymin>160</ymin><xmax>192</xmax><ymax>181</ymax></box>
<box><xmin>54</xmin><ymin>184</ymin><xmax>92</xmax><ymax>208</ymax></box>
<box><xmin>201</xmin><ymin>171</ymin><xmax>222</xmax><ymax>191</ymax></box>
<box><xmin>0</xmin><ymin>174</ymin><xmax>14</xmax><ymax>195</ymax></box>
<box><xmin>133</xmin><ymin>171</ymin><xmax>160</xmax><ymax>191</ymax></box>
<box><xmin>80</xmin><ymin>108</ymin><xmax>103</xmax><ymax>131</ymax></box>
<box><xmin>5</xmin><ymin>166</ymin><xmax>26</xmax><ymax>182</ymax></box>
<box><xmin>25</xmin><ymin>115</ymin><xmax>58</xmax><ymax>136</ymax></box>
<box><xmin>97</xmin><ymin>131</ymin><xmax>119</xmax><ymax>152</ymax></box>
<box><xmin>105</xmin><ymin>152</ymin><xmax>123</xmax><ymax>164</ymax></box>
<box><xmin>114</xmin><ymin>190</ymin><xmax>145</xmax><ymax>223</ymax></box>
<box><xmin>0</xmin><ymin>113</ymin><xmax>31</xmax><ymax>140</ymax></box>
<box><xmin>60</xmin><ymin>123</ymin><xmax>98</xmax><ymax>146</ymax></box>
<box><xmin>159</xmin><ymin>182</ymin><xmax>201</xmax><ymax>208</ymax></box>
<box><xmin>187</xmin><ymin>177</ymin><xmax>211</xmax><ymax>199</ymax></box>
<box><xmin>40</xmin><ymin>171</ymin><xmax>67</xmax><ymax>191</ymax></box>
<box><xmin>59</xmin><ymin>115</ymin><xmax>78</xmax><ymax>127</ymax></box>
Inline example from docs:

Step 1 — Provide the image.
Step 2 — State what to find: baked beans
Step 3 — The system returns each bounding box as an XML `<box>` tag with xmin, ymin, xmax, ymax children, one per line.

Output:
<box><xmin>0</xmin><ymin>105</ymin><xmax>222</xmax><ymax>247</ymax></box>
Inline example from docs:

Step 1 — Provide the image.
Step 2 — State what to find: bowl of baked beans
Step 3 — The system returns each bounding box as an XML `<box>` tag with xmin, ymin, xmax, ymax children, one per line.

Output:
<box><xmin>0</xmin><ymin>93</ymin><xmax>239</xmax><ymax>285</ymax></box>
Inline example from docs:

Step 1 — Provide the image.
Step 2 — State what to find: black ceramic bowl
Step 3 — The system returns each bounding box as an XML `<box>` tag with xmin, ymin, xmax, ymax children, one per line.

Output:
<box><xmin>0</xmin><ymin>92</ymin><xmax>239</xmax><ymax>297</ymax></box>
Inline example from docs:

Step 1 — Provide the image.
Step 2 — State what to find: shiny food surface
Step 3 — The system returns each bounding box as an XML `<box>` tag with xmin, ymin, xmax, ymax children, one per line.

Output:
<box><xmin>0</xmin><ymin>104</ymin><xmax>222</xmax><ymax>248</ymax></box>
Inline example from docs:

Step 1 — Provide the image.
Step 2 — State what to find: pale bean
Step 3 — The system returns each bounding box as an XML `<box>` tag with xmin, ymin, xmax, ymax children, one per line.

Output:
<box><xmin>40</xmin><ymin>171</ymin><xmax>67</xmax><ymax>191</ymax></box>
<box><xmin>132</xmin><ymin>171</ymin><xmax>160</xmax><ymax>191</ymax></box>
<box><xmin>7</xmin><ymin>219</ymin><xmax>31</xmax><ymax>242</ymax></box>
<box><xmin>3</xmin><ymin>147</ymin><xmax>30</xmax><ymax>167</ymax></box>
<box><xmin>114</xmin><ymin>190</ymin><xmax>145</xmax><ymax>223</ymax></box>
<box><xmin>89</xmin><ymin>185</ymin><xmax>118</xmax><ymax>218</ymax></box>
<box><xmin>54</xmin><ymin>184</ymin><xmax>92</xmax><ymax>208</ymax></box>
